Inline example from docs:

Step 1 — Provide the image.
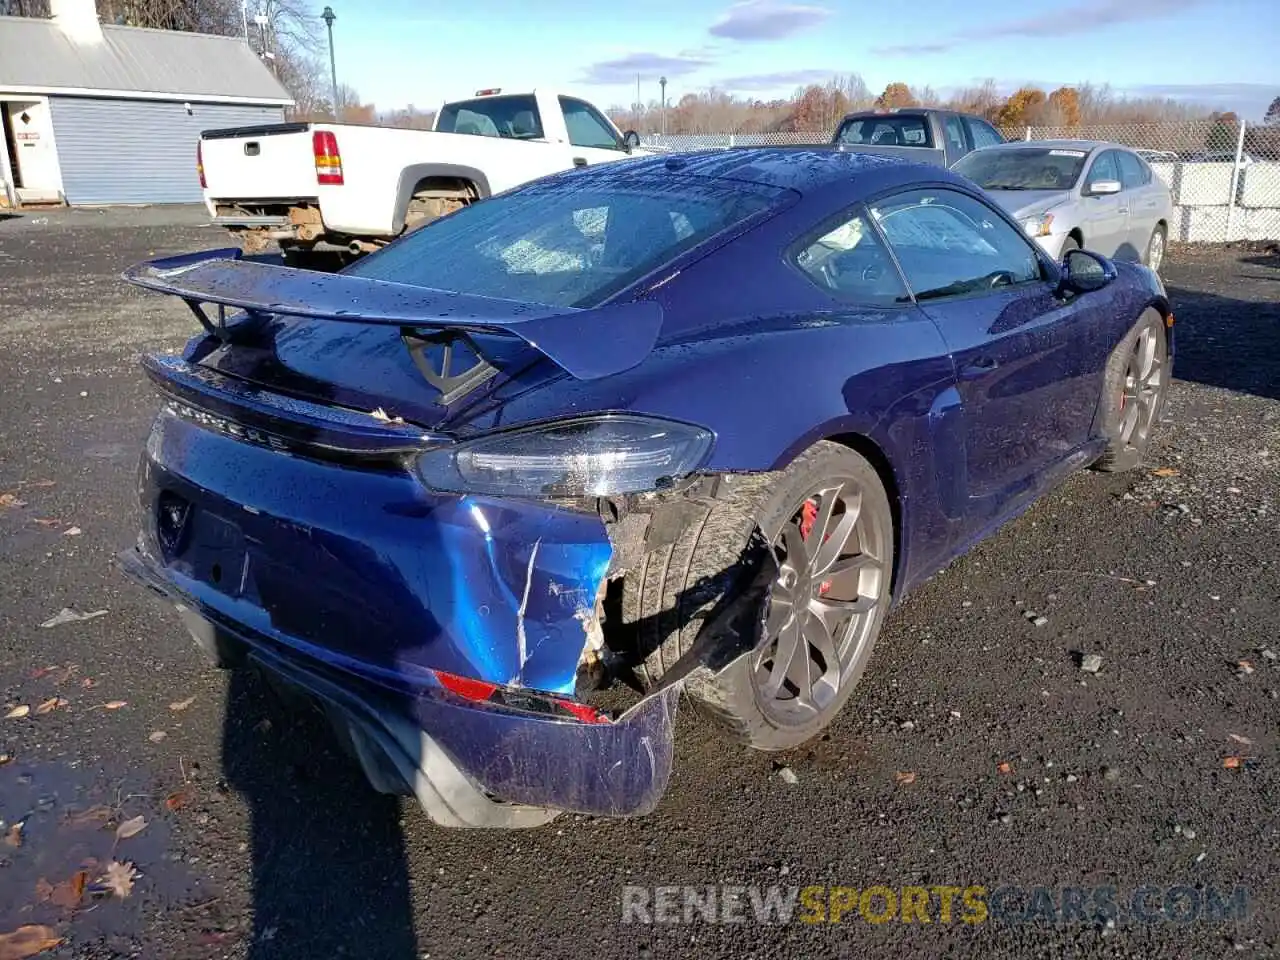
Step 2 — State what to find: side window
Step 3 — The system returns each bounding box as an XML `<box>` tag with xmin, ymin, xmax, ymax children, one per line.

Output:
<box><xmin>965</xmin><ymin>117</ymin><xmax>1003</xmax><ymax>149</ymax></box>
<box><xmin>559</xmin><ymin>97</ymin><xmax>620</xmax><ymax>150</ymax></box>
<box><xmin>870</xmin><ymin>189</ymin><xmax>1042</xmax><ymax>301</ymax></box>
<box><xmin>944</xmin><ymin>115</ymin><xmax>967</xmax><ymax>156</ymax></box>
<box><xmin>793</xmin><ymin>210</ymin><xmax>909</xmax><ymax>306</ymax></box>
<box><xmin>1086</xmin><ymin>151</ymin><xmax>1121</xmax><ymax>188</ymax></box>
<box><xmin>1116</xmin><ymin>150</ymin><xmax>1148</xmax><ymax>188</ymax></box>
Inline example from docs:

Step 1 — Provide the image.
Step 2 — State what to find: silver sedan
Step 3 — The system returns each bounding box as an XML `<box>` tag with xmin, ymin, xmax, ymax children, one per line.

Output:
<box><xmin>951</xmin><ymin>140</ymin><xmax>1175</xmax><ymax>271</ymax></box>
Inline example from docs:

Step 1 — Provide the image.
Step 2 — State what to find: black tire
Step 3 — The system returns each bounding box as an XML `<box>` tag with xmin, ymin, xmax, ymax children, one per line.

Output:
<box><xmin>1093</xmin><ymin>309</ymin><xmax>1169</xmax><ymax>472</ymax></box>
<box><xmin>621</xmin><ymin>441</ymin><xmax>895</xmax><ymax>750</ymax></box>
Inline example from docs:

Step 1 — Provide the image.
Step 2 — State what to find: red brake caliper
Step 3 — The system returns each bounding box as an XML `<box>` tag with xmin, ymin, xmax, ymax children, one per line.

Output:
<box><xmin>799</xmin><ymin>500</ymin><xmax>833</xmax><ymax>596</ymax></box>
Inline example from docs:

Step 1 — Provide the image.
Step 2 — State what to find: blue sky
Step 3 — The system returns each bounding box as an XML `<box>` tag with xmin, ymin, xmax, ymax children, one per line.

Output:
<box><xmin>328</xmin><ymin>0</ymin><xmax>1278</xmax><ymax>118</ymax></box>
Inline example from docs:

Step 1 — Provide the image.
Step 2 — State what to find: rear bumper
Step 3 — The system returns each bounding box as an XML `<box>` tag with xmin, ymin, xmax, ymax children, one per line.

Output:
<box><xmin>119</xmin><ymin>542</ymin><xmax>679</xmax><ymax>827</ymax></box>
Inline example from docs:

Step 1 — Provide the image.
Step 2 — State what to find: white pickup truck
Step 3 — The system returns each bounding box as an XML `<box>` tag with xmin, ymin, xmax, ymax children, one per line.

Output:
<box><xmin>198</xmin><ymin>88</ymin><xmax>648</xmax><ymax>260</ymax></box>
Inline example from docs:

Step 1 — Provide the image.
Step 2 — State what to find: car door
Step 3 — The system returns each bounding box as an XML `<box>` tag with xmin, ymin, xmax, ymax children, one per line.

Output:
<box><xmin>869</xmin><ymin>187</ymin><xmax>1106</xmax><ymax>524</ymax></box>
<box><xmin>1080</xmin><ymin>150</ymin><xmax>1130</xmax><ymax>257</ymax></box>
<box><xmin>1116</xmin><ymin>149</ymin><xmax>1161</xmax><ymax>259</ymax></box>
<box><xmin>557</xmin><ymin>96</ymin><xmax>629</xmax><ymax>168</ymax></box>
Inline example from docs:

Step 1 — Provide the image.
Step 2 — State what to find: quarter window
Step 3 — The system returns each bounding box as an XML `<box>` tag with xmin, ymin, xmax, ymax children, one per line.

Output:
<box><xmin>870</xmin><ymin>189</ymin><xmax>1042</xmax><ymax>301</ymax></box>
<box><xmin>794</xmin><ymin>211</ymin><xmax>909</xmax><ymax>305</ymax></box>
<box><xmin>559</xmin><ymin>97</ymin><xmax>621</xmax><ymax>150</ymax></box>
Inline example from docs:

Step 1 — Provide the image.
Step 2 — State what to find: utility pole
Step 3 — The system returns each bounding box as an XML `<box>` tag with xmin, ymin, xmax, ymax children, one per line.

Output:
<box><xmin>322</xmin><ymin>6</ymin><xmax>339</xmax><ymax>119</ymax></box>
<box><xmin>240</xmin><ymin>0</ymin><xmax>249</xmax><ymax>44</ymax></box>
<box><xmin>659</xmin><ymin>76</ymin><xmax>667</xmax><ymax>137</ymax></box>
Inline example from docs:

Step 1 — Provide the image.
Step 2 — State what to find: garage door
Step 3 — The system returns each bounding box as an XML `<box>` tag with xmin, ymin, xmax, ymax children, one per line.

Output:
<box><xmin>48</xmin><ymin>97</ymin><xmax>284</xmax><ymax>205</ymax></box>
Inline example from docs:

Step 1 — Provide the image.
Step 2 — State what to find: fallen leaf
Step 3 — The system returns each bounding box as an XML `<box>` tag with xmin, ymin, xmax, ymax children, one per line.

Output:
<box><xmin>40</xmin><ymin>608</ymin><xmax>107</xmax><ymax>629</ymax></box>
<box><xmin>1223</xmin><ymin>756</ymin><xmax>1243</xmax><ymax>769</ymax></box>
<box><xmin>894</xmin><ymin>771</ymin><xmax>917</xmax><ymax>786</ymax></box>
<box><xmin>4</xmin><ymin>823</ymin><xmax>22</xmax><ymax>847</ymax></box>
<box><xmin>0</xmin><ymin>754</ymin><xmax>12</xmax><ymax>766</ymax></box>
<box><xmin>0</xmin><ymin>924</ymin><xmax>62</xmax><ymax>959</ymax></box>
<box><xmin>164</xmin><ymin>790</ymin><xmax>190</xmax><ymax>812</ymax></box>
<box><xmin>103</xmin><ymin>701</ymin><xmax>127</xmax><ymax>710</ymax></box>
<box><xmin>34</xmin><ymin>698</ymin><xmax>66</xmax><ymax>716</ymax></box>
<box><xmin>61</xmin><ymin>527</ymin><xmax>81</xmax><ymax>537</ymax></box>
<box><xmin>115</xmin><ymin>815</ymin><xmax>147</xmax><ymax>841</ymax></box>
<box><xmin>1152</xmin><ymin>467</ymin><xmax>1181</xmax><ymax>477</ymax></box>
<box><xmin>32</xmin><ymin>518</ymin><xmax>61</xmax><ymax>528</ymax></box>
<box><xmin>4</xmin><ymin>705</ymin><xmax>30</xmax><ymax>720</ymax></box>
<box><xmin>0</xmin><ymin>493</ymin><xmax>28</xmax><ymax>509</ymax></box>
<box><xmin>148</xmin><ymin>731</ymin><xmax>167</xmax><ymax>743</ymax></box>
<box><xmin>80</xmin><ymin>678</ymin><xmax>96</xmax><ymax>689</ymax></box>
<box><xmin>49</xmin><ymin>871</ymin><xmax>87</xmax><ymax>910</ymax></box>
<box><xmin>997</xmin><ymin>761</ymin><xmax>1013</xmax><ymax>775</ymax></box>
<box><xmin>33</xmin><ymin>879</ymin><xmax>54</xmax><ymax>903</ymax></box>
<box><xmin>1228</xmin><ymin>733</ymin><xmax>1254</xmax><ymax>746</ymax></box>
<box><xmin>25</xmin><ymin>480</ymin><xmax>56</xmax><ymax>489</ymax></box>
<box><xmin>168</xmin><ymin>696</ymin><xmax>196</xmax><ymax>712</ymax></box>
<box><xmin>1237</xmin><ymin>660</ymin><xmax>1255</xmax><ymax>675</ymax></box>
<box><xmin>64</xmin><ymin>805</ymin><xmax>112</xmax><ymax>828</ymax></box>
<box><xmin>100</xmin><ymin>861</ymin><xmax>136</xmax><ymax>899</ymax></box>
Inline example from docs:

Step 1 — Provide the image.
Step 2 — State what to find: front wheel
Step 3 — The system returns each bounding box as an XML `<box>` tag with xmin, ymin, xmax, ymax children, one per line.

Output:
<box><xmin>1145</xmin><ymin>225</ymin><xmax>1167</xmax><ymax>273</ymax></box>
<box><xmin>1093</xmin><ymin>309</ymin><xmax>1170</xmax><ymax>472</ymax></box>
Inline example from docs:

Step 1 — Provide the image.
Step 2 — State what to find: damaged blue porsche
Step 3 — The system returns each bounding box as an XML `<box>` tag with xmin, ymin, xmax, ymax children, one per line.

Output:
<box><xmin>120</xmin><ymin>148</ymin><xmax>1173</xmax><ymax>827</ymax></box>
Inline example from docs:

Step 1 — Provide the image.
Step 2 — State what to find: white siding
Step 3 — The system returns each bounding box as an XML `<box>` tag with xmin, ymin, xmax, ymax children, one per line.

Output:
<box><xmin>48</xmin><ymin>96</ymin><xmax>283</xmax><ymax>204</ymax></box>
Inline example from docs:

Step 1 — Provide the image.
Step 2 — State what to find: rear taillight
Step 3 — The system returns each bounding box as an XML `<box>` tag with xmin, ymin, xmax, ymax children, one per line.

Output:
<box><xmin>197</xmin><ymin>141</ymin><xmax>206</xmax><ymax>188</ymax></box>
<box><xmin>312</xmin><ymin>130</ymin><xmax>343</xmax><ymax>185</ymax></box>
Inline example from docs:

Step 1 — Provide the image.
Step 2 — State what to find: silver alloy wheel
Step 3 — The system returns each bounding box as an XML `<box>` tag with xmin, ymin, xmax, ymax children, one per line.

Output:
<box><xmin>1119</xmin><ymin>322</ymin><xmax>1165</xmax><ymax>448</ymax></box>
<box><xmin>752</xmin><ymin>479</ymin><xmax>889</xmax><ymax>725</ymax></box>
<box><xmin>1147</xmin><ymin>230</ymin><xmax>1165</xmax><ymax>272</ymax></box>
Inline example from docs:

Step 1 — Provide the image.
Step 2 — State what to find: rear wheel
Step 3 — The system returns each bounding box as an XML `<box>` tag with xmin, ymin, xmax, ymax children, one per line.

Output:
<box><xmin>1093</xmin><ymin>309</ymin><xmax>1169</xmax><ymax>472</ymax></box>
<box><xmin>622</xmin><ymin>441</ymin><xmax>894</xmax><ymax>749</ymax></box>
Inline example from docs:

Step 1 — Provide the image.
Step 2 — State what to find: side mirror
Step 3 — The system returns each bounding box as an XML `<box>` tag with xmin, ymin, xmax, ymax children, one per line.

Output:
<box><xmin>622</xmin><ymin>130</ymin><xmax>642</xmax><ymax>153</ymax></box>
<box><xmin>1086</xmin><ymin>179</ymin><xmax>1122</xmax><ymax>196</ymax></box>
<box><xmin>1057</xmin><ymin>248</ymin><xmax>1116</xmax><ymax>296</ymax></box>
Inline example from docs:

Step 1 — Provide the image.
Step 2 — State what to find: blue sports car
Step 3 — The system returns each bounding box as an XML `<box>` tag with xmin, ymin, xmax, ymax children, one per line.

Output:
<box><xmin>120</xmin><ymin>149</ymin><xmax>1172</xmax><ymax>828</ymax></box>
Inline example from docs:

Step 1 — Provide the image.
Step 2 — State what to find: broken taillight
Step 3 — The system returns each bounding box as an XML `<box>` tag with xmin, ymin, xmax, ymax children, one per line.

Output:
<box><xmin>312</xmin><ymin>129</ymin><xmax>344</xmax><ymax>186</ymax></box>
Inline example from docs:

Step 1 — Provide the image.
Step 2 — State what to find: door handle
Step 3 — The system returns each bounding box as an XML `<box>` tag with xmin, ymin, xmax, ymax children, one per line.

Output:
<box><xmin>959</xmin><ymin>357</ymin><xmax>998</xmax><ymax>379</ymax></box>
<box><xmin>572</xmin><ymin>156</ymin><xmax>588</xmax><ymax>167</ymax></box>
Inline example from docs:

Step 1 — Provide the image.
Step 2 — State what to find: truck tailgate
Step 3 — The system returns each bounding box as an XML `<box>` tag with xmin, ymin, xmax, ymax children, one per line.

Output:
<box><xmin>201</xmin><ymin>123</ymin><xmax>317</xmax><ymax>200</ymax></box>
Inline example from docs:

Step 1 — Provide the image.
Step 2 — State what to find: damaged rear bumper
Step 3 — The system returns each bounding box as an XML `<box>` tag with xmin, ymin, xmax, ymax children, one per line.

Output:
<box><xmin>119</xmin><ymin>543</ymin><xmax>679</xmax><ymax>828</ymax></box>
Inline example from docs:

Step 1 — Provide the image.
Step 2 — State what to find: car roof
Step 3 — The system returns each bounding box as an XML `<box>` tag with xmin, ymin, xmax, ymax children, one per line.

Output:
<box><xmin>559</xmin><ymin>147</ymin><xmax>968</xmax><ymax>197</ymax></box>
<box><xmin>971</xmin><ymin>139</ymin><xmax>1137</xmax><ymax>154</ymax></box>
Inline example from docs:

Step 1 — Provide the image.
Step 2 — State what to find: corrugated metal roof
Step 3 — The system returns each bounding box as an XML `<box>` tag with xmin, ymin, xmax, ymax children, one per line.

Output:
<box><xmin>0</xmin><ymin>16</ymin><xmax>293</xmax><ymax>105</ymax></box>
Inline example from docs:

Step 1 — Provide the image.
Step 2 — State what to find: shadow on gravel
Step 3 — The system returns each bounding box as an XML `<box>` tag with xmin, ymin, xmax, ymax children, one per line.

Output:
<box><xmin>1165</xmin><ymin>283</ymin><xmax>1280</xmax><ymax>400</ymax></box>
<box><xmin>222</xmin><ymin>670</ymin><xmax>418</xmax><ymax>960</ymax></box>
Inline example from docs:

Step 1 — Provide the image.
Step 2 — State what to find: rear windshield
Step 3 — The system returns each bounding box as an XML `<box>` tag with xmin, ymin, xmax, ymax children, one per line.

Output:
<box><xmin>346</xmin><ymin>174</ymin><xmax>787</xmax><ymax>308</ymax></box>
<box><xmin>835</xmin><ymin>115</ymin><xmax>932</xmax><ymax>148</ymax></box>
<box><xmin>435</xmin><ymin>95</ymin><xmax>543</xmax><ymax>140</ymax></box>
<box><xmin>953</xmin><ymin>147</ymin><xmax>1088</xmax><ymax>191</ymax></box>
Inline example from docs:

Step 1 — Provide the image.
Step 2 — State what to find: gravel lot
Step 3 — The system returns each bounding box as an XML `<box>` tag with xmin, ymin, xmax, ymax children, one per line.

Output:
<box><xmin>0</xmin><ymin>210</ymin><xmax>1277</xmax><ymax>959</ymax></box>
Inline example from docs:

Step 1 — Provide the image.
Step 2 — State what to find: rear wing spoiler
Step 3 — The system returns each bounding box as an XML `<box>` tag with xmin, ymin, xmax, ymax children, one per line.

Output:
<box><xmin>122</xmin><ymin>248</ymin><xmax>664</xmax><ymax>381</ymax></box>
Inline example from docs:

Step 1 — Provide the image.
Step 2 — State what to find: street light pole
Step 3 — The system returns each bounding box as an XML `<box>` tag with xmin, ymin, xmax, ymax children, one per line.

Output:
<box><xmin>659</xmin><ymin>76</ymin><xmax>667</xmax><ymax>138</ymax></box>
<box><xmin>322</xmin><ymin>6</ymin><xmax>339</xmax><ymax>119</ymax></box>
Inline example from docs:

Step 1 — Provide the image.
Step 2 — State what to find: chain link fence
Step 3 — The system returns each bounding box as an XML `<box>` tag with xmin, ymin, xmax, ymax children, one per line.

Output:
<box><xmin>642</xmin><ymin>120</ymin><xmax>1280</xmax><ymax>244</ymax></box>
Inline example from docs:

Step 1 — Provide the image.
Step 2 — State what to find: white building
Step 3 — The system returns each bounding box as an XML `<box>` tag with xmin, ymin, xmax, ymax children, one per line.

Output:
<box><xmin>0</xmin><ymin>0</ymin><xmax>292</xmax><ymax>207</ymax></box>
